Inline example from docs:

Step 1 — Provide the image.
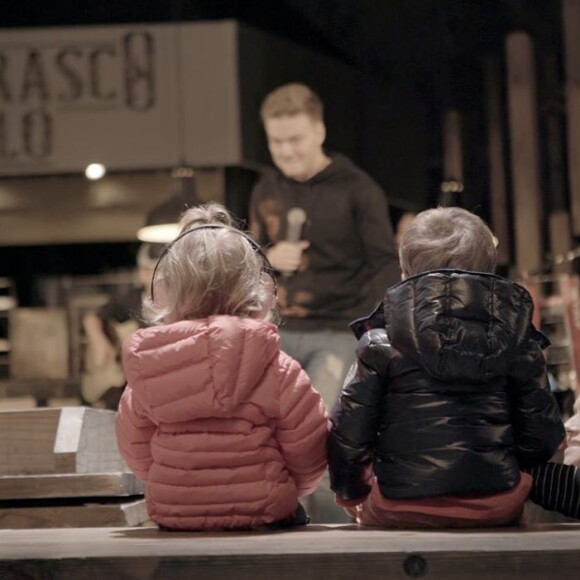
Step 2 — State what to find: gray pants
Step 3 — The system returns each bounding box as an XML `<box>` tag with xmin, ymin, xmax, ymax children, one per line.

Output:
<box><xmin>281</xmin><ymin>328</ymin><xmax>355</xmax><ymax>523</ymax></box>
<box><xmin>280</xmin><ymin>328</ymin><xmax>355</xmax><ymax>410</ymax></box>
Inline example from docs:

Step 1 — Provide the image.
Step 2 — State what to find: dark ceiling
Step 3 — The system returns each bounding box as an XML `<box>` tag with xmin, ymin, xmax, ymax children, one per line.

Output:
<box><xmin>2</xmin><ymin>0</ymin><xmax>562</xmax><ymax>106</ymax></box>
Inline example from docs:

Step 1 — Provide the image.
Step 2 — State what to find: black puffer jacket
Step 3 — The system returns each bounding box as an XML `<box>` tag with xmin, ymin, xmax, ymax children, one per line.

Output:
<box><xmin>329</xmin><ymin>270</ymin><xmax>565</xmax><ymax>501</ymax></box>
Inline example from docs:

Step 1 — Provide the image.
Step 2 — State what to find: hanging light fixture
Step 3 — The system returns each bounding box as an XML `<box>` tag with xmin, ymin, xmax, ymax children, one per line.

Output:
<box><xmin>137</xmin><ymin>4</ymin><xmax>198</xmax><ymax>244</ymax></box>
<box><xmin>137</xmin><ymin>167</ymin><xmax>197</xmax><ymax>243</ymax></box>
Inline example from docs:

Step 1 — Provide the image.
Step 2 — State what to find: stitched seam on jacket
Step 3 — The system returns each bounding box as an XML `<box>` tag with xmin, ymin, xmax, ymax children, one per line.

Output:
<box><xmin>486</xmin><ymin>277</ymin><xmax>495</xmax><ymax>376</ymax></box>
<box><xmin>438</xmin><ymin>276</ymin><xmax>451</xmax><ymax>375</ymax></box>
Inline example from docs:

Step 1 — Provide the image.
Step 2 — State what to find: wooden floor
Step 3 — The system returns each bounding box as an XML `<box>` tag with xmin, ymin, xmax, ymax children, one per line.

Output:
<box><xmin>1</xmin><ymin>523</ymin><xmax>580</xmax><ymax>579</ymax></box>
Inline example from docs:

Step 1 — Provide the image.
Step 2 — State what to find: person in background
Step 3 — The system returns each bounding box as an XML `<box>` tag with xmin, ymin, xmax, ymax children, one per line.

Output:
<box><xmin>564</xmin><ymin>395</ymin><xmax>580</xmax><ymax>467</ymax></box>
<box><xmin>249</xmin><ymin>83</ymin><xmax>400</xmax><ymax>522</ymax></box>
<box><xmin>329</xmin><ymin>207</ymin><xmax>576</xmax><ymax>527</ymax></box>
<box><xmin>81</xmin><ymin>242</ymin><xmax>163</xmax><ymax>409</ymax></box>
<box><xmin>116</xmin><ymin>203</ymin><xmax>328</xmax><ymax>531</ymax></box>
<box><xmin>250</xmin><ymin>82</ymin><xmax>400</xmax><ymax>409</ymax></box>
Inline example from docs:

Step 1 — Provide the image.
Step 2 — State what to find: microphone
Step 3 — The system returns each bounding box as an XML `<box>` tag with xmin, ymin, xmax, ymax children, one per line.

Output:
<box><xmin>283</xmin><ymin>207</ymin><xmax>307</xmax><ymax>277</ymax></box>
<box><xmin>286</xmin><ymin>207</ymin><xmax>307</xmax><ymax>243</ymax></box>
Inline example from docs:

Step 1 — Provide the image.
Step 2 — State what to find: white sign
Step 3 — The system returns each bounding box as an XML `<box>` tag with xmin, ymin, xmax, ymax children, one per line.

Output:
<box><xmin>0</xmin><ymin>22</ymin><xmax>242</xmax><ymax>176</ymax></box>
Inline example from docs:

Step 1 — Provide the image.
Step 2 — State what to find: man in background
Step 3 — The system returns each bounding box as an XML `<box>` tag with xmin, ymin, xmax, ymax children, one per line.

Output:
<box><xmin>250</xmin><ymin>83</ymin><xmax>400</xmax><ymax>521</ymax></box>
<box><xmin>250</xmin><ymin>82</ymin><xmax>400</xmax><ymax>406</ymax></box>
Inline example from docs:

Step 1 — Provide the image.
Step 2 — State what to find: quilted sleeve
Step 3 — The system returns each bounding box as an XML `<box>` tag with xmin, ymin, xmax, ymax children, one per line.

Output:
<box><xmin>275</xmin><ymin>356</ymin><xmax>329</xmax><ymax>496</ymax></box>
<box><xmin>508</xmin><ymin>337</ymin><xmax>565</xmax><ymax>467</ymax></box>
<box><xmin>115</xmin><ymin>384</ymin><xmax>156</xmax><ymax>482</ymax></box>
<box><xmin>328</xmin><ymin>329</ymin><xmax>387</xmax><ymax>501</ymax></box>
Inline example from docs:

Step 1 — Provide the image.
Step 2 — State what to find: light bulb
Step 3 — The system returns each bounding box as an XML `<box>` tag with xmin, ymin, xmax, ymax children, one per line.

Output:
<box><xmin>85</xmin><ymin>163</ymin><xmax>106</xmax><ymax>180</ymax></box>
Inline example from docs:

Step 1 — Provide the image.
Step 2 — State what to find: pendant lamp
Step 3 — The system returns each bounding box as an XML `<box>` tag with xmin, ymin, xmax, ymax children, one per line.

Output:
<box><xmin>137</xmin><ymin>167</ymin><xmax>197</xmax><ymax>243</ymax></box>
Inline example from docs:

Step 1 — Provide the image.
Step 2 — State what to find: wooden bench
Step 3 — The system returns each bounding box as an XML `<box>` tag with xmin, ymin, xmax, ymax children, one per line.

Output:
<box><xmin>1</xmin><ymin>408</ymin><xmax>578</xmax><ymax>577</ymax></box>
<box><xmin>0</xmin><ymin>407</ymin><xmax>146</xmax><ymax>528</ymax></box>
<box><xmin>0</xmin><ymin>523</ymin><xmax>579</xmax><ymax>579</ymax></box>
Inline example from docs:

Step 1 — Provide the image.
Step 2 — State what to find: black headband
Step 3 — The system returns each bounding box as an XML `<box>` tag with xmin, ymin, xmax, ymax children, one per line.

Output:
<box><xmin>149</xmin><ymin>224</ymin><xmax>275</xmax><ymax>301</ymax></box>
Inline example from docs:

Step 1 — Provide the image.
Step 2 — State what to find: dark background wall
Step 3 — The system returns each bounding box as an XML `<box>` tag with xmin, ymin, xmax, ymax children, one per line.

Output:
<box><xmin>0</xmin><ymin>0</ymin><xmax>567</xmax><ymax>300</ymax></box>
<box><xmin>1</xmin><ymin>0</ymin><xmax>563</xmax><ymax>213</ymax></box>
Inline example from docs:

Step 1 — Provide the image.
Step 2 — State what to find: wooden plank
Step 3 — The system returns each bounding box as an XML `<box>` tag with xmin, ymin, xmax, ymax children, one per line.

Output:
<box><xmin>0</xmin><ymin>407</ymin><xmax>127</xmax><ymax>476</ymax></box>
<box><xmin>0</xmin><ymin>408</ymin><xmax>62</xmax><ymax>475</ymax></box>
<box><xmin>0</xmin><ymin>472</ymin><xmax>143</xmax><ymax>500</ymax></box>
<box><xmin>0</xmin><ymin>525</ymin><xmax>578</xmax><ymax>579</ymax></box>
<box><xmin>75</xmin><ymin>407</ymin><xmax>127</xmax><ymax>474</ymax></box>
<box><xmin>0</xmin><ymin>498</ymin><xmax>148</xmax><ymax>529</ymax></box>
<box><xmin>505</xmin><ymin>31</ymin><xmax>544</xmax><ymax>274</ymax></box>
<box><xmin>53</xmin><ymin>406</ymin><xmax>84</xmax><ymax>473</ymax></box>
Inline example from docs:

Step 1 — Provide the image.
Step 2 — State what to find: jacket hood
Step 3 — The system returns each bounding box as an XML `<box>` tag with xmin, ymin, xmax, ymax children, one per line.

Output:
<box><xmin>122</xmin><ymin>316</ymin><xmax>280</xmax><ymax>423</ymax></box>
<box><xmin>383</xmin><ymin>270</ymin><xmax>540</xmax><ymax>381</ymax></box>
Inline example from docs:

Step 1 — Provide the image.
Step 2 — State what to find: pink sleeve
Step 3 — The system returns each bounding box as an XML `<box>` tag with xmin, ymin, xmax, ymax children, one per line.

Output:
<box><xmin>275</xmin><ymin>357</ymin><xmax>329</xmax><ymax>496</ymax></box>
<box><xmin>115</xmin><ymin>384</ymin><xmax>156</xmax><ymax>482</ymax></box>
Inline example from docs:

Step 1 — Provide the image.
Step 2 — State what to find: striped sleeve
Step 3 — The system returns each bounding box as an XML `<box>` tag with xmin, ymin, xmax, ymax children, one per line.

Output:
<box><xmin>524</xmin><ymin>463</ymin><xmax>580</xmax><ymax>520</ymax></box>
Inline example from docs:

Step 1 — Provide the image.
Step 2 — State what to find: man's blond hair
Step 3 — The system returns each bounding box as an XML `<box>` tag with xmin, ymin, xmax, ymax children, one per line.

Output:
<box><xmin>260</xmin><ymin>83</ymin><xmax>324</xmax><ymax>123</ymax></box>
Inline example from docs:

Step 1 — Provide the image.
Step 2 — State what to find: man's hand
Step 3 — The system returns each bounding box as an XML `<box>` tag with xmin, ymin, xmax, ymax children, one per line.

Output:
<box><xmin>267</xmin><ymin>241</ymin><xmax>310</xmax><ymax>274</ymax></box>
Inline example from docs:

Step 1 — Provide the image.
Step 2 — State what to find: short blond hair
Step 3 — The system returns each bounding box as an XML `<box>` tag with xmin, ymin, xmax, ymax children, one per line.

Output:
<box><xmin>260</xmin><ymin>83</ymin><xmax>323</xmax><ymax>123</ymax></box>
<box><xmin>143</xmin><ymin>203</ymin><xmax>273</xmax><ymax>324</ymax></box>
<box><xmin>399</xmin><ymin>207</ymin><xmax>497</xmax><ymax>277</ymax></box>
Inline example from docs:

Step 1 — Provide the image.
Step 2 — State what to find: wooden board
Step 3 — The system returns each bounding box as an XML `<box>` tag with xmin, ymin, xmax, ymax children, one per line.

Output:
<box><xmin>0</xmin><ymin>524</ymin><xmax>578</xmax><ymax>579</ymax></box>
<box><xmin>0</xmin><ymin>472</ymin><xmax>142</xmax><ymax>500</ymax></box>
<box><xmin>0</xmin><ymin>498</ymin><xmax>147</xmax><ymax>529</ymax></box>
<box><xmin>0</xmin><ymin>407</ymin><xmax>127</xmax><ymax>476</ymax></box>
<box><xmin>0</xmin><ymin>407</ymin><xmax>62</xmax><ymax>475</ymax></box>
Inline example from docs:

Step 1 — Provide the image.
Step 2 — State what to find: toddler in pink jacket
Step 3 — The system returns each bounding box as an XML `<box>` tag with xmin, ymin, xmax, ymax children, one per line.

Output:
<box><xmin>116</xmin><ymin>203</ymin><xmax>329</xmax><ymax>531</ymax></box>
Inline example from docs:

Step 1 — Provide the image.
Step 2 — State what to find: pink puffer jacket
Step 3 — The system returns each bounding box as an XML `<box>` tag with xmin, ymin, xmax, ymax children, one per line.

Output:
<box><xmin>116</xmin><ymin>315</ymin><xmax>329</xmax><ymax>530</ymax></box>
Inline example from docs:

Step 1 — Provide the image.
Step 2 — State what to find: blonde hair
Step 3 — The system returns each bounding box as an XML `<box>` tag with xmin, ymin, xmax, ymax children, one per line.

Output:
<box><xmin>399</xmin><ymin>207</ymin><xmax>498</xmax><ymax>278</ymax></box>
<box><xmin>260</xmin><ymin>83</ymin><xmax>324</xmax><ymax>123</ymax></box>
<box><xmin>143</xmin><ymin>203</ymin><xmax>275</xmax><ymax>324</ymax></box>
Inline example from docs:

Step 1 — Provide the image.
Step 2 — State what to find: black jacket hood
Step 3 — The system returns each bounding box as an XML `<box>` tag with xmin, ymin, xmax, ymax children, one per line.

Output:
<box><xmin>351</xmin><ymin>270</ymin><xmax>549</xmax><ymax>382</ymax></box>
<box><xmin>385</xmin><ymin>270</ymin><xmax>546</xmax><ymax>381</ymax></box>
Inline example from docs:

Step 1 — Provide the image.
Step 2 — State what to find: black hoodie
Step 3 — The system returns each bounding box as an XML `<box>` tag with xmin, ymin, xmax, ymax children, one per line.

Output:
<box><xmin>250</xmin><ymin>154</ymin><xmax>401</xmax><ymax>331</ymax></box>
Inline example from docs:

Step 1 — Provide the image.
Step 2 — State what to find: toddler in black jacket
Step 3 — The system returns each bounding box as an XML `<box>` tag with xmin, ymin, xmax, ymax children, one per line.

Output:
<box><xmin>329</xmin><ymin>207</ymin><xmax>579</xmax><ymax>527</ymax></box>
